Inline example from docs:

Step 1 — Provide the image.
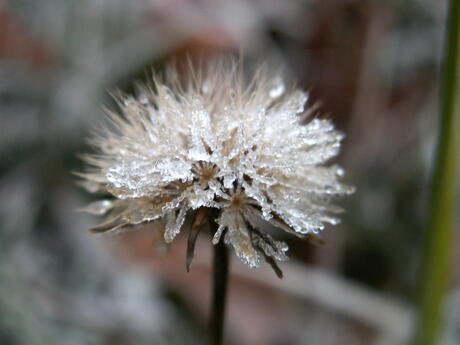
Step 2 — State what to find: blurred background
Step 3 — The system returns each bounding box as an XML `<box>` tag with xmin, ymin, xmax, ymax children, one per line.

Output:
<box><xmin>0</xmin><ymin>0</ymin><xmax>459</xmax><ymax>344</ymax></box>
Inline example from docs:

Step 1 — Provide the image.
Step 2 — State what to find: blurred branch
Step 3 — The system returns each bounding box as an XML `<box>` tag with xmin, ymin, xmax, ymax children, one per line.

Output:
<box><xmin>414</xmin><ymin>0</ymin><xmax>459</xmax><ymax>344</ymax></box>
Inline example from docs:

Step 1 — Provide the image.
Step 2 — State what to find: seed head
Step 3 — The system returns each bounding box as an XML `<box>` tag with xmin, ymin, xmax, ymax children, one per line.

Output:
<box><xmin>79</xmin><ymin>57</ymin><xmax>353</xmax><ymax>271</ymax></box>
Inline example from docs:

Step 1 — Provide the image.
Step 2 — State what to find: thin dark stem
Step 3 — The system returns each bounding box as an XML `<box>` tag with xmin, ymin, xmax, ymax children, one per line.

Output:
<box><xmin>209</xmin><ymin>226</ymin><xmax>229</xmax><ymax>345</ymax></box>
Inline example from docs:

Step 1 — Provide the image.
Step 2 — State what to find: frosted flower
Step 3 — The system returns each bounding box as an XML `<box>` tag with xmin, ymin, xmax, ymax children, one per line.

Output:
<box><xmin>78</xmin><ymin>57</ymin><xmax>353</xmax><ymax>272</ymax></box>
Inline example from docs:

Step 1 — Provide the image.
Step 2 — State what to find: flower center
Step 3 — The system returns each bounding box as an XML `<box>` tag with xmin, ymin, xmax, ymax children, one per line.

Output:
<box><xmin>192</xmin><ymin>161</ymin><xmax>219</xmax><ymax>184</ymax></box>
<box><xmin>230</xmin><ymin>193</ymin><xmax>245</xmax><ymax>208</ymax></box>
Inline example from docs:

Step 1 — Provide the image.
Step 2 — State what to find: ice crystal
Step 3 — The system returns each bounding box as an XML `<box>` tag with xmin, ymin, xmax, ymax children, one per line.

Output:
<box><xmin>79</xmin><ymin>57</ymin><xmax>354</xmax><ymax>270</ymax></box>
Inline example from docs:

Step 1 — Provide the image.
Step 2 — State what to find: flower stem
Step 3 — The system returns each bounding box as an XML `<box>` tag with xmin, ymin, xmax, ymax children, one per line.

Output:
<box><xmin>209</xmin><ymin>228</ymin><xmax>229</xmax><ymax>345</ymax></box>
<box><xmin>414</xmin><ymin>1</ymin><xmax>459</xmax><ymax>344</ymax></box>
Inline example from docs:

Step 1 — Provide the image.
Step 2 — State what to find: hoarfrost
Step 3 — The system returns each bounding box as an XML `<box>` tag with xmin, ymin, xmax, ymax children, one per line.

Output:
<box><xmin>80</xmin><ymin>57</ymin><xmax>353</xmax><ymax>268</ymax></box>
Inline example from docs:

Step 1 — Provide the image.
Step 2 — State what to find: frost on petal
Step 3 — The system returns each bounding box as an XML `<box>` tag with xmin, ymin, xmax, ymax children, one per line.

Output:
<box><xmin>164</xmin><ymin>206</ymin><xmax>188</xmax><ymax>243</ymax></box>
<box><xmin>269</xmin><ymin>90</ymin><xmax>308</xmax><ymax>118</ymax></box>
<box><xmin>187</xmin><ymin>99</ymin><xmax>216</xmax><ymax>161</ymax></box>
<box><xmin>212</xmin><ymin>225</ymin><xmax>226</xmax><ymax>245</ymax></box>
<box><xmin>242</xmin><ymin>207</ymin><xmax>289</xmax><ymax>261</ymax></box>
<box><xmin>252</xmin><ymin>233</ymin><xmax>289</xmax><ymax>261</ymax></box>
<box><xmin>121</xmin><ymin>200</ymin><xmax>166</xmax><ymax>224</ymax></box>
<box><xmin>218</xmin><ymin>209</ymin><xmax>260</xmax><ymax>268</ymax></box>
<box><xmin>225</xmin><ymin>226</ymin><xmax>260</xmax><ymax>268</ymax></box>
<box><xmin>106</xmin><ymin>158</ymin><xmax>193</xmax><ymax>198</ymax></box>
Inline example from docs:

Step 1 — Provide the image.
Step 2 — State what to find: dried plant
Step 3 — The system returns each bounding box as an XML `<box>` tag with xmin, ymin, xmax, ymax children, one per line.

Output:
<box><xmin>78</xmin><ymin>57</ymin><xmax>353</xmax><ymax>273</ymax></box>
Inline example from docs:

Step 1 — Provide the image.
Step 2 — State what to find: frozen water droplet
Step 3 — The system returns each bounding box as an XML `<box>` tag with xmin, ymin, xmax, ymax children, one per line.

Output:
<box><xmin>329</xmin><ymin>218</ymin><xmax>340</xmax><ymax>225</ymax></box>
<box><xmin>138</xmin><ymin>93</ymin><xmax>149</xmax><ymax>105</ymax></box>
<box><xmin>202</xmin><ymin>80</ymin><xmax>210</xmax><ymax>94</ymax></box>
<box><xmin>79</xmin><ymin>180</ymin><xmax>100</xmax><ymax>193</ymax></box>
<box><xmin>123</xmin><ymin>98</ymin><xmax>135</xmax><ymax>107</ymax></box>
<box><xmin>269</xmin><ymin>78</ymin><xmax>285</xmax><ymax>99</ymax></box>
<box><xmin>81</xmin><ymin>200</ymin><xmax>113</xmax><ymax>215</ymax></box>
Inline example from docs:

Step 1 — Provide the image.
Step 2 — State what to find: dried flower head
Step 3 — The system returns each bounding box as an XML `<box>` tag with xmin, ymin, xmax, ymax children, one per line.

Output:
<box><xmin>79</xmin><ymin>57</ymin><xmax>353</xmax><ymax>272</ymax></box>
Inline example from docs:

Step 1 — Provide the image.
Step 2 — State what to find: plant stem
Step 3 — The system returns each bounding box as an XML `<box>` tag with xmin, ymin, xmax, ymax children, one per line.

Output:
<box><xmin>414</xmin><ymin>1</ymin><xmax>459</xmax><ymax>345</ymax></box>
<box><xmin>209</xmin><ymin>227</ymin><xmax>229</xmax><ymax>345</ymax></box>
